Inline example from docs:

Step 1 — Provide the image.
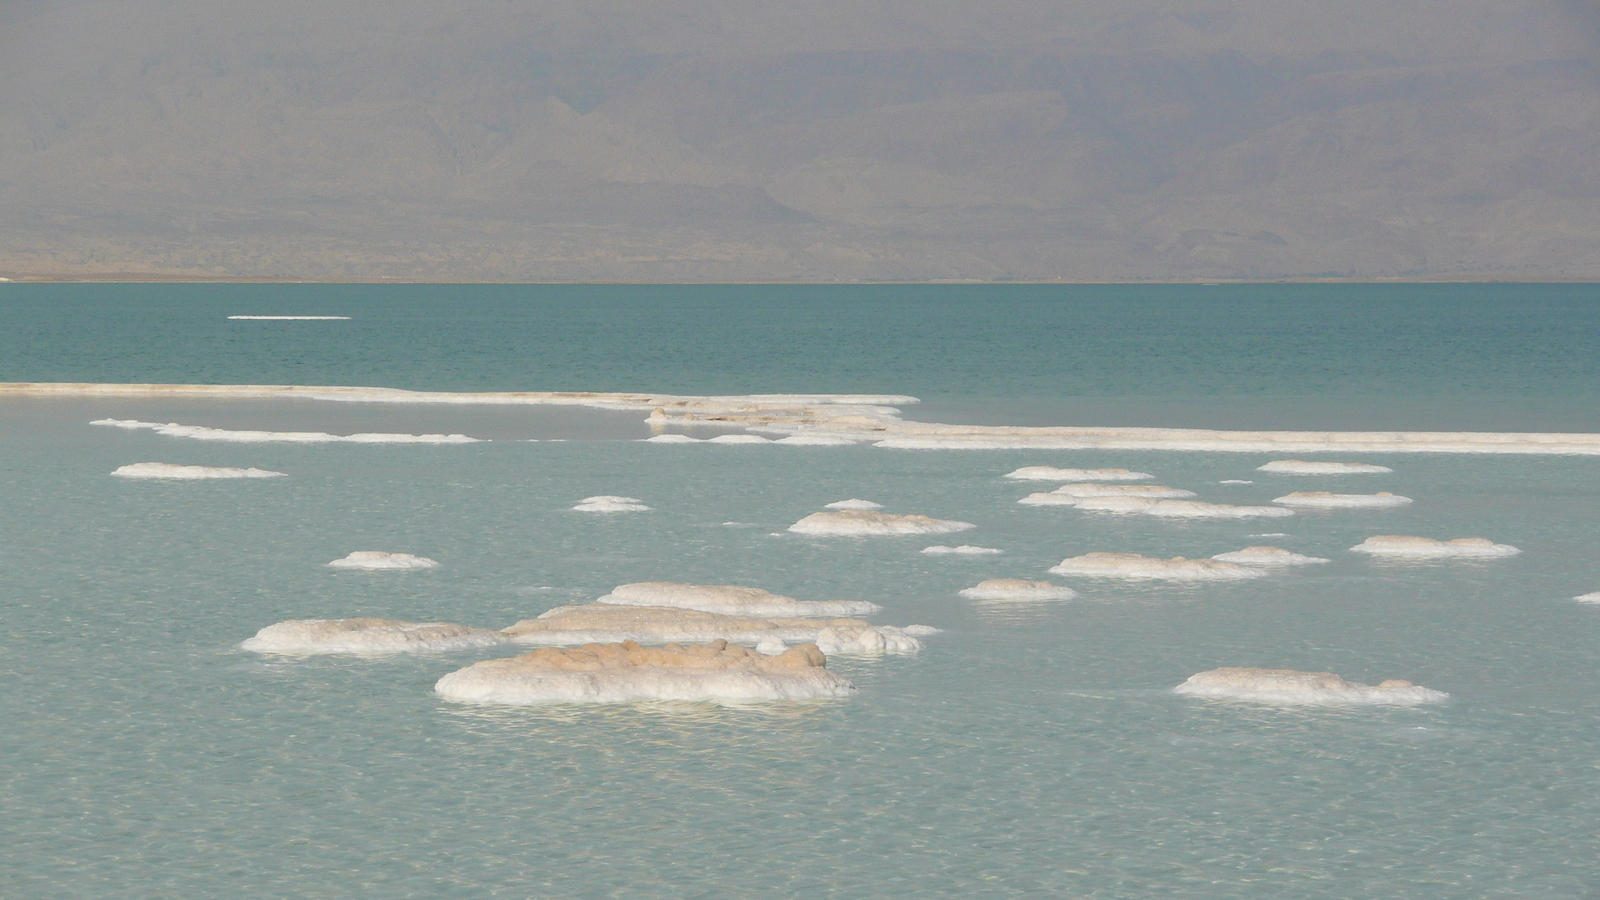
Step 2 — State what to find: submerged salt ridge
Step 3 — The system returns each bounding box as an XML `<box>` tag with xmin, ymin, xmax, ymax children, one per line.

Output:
<box><xmin>1175</xmin><ymin>667</ymin><xmax>1448</xmax><ymax>706</ymax></box>
<box><xmin>1350</xmin><ymin>535</ymin><xmax>1521</xmax><ymax>558</ymax></box>
<box><xmin>327</xmin><ymin>551</ymin><xmax>440</xmax><ymax>570</ymax></box>
<box><xmin>92</xmin><ymin>418</ymin><xmax>479</xmax><ymax>444</ymax></box>
<box><xmin>112</xmin><ymin>462</ymin><xmax>286</xmax><ymax>479</ymax></box>
<box><xmin>594</xmin><ymin>582</ymin><xmax>881</xmax><ymax>618</ymax></box>
<box><xmin>788</xmin><ymin>509</ymin><xmax>976</xmax><ymax>536</ymax></box>
<box><xmin>959</xmin><ymin>579</ymin><xmax>1077</xmax><ymax>601</ymax></box>
<box><xmin>242</xmin><ymin>619</ymin><xmax>509</xmax><ymax>655</ymax></box>
<box><xmin>11</xmin><ymin>382</ymin><xmax>1600</xmax><ymax>454</ymax></box>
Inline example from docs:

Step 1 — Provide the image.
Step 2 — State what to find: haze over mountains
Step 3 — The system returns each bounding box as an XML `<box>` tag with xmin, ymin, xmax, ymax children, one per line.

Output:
<box><xmin>2</xmin><ymin>1</ymin><xmax>1597</xmax><ymax>281</ymax></box>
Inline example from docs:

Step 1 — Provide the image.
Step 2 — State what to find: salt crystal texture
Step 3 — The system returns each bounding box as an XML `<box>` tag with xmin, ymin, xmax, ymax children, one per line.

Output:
<box><xmin>327</xmin><ymin>551</ymin><xmax>440</xmax><ymax>570</ymax></box>
<box><xmin>1210</xmin><ymin>546</ymin><xmax>1330</xmax><ymax>566</ymax></box>
<box><xmin>242</xmin><ymin>618</ymin><xmax>507</xmax><ymax>655</ymax></box>
<box><xmin>435</xmin><ymin>639</ymin><xmax>854</xmax><ymax>705</ymax></box>
<box><xmin>1349</xmin><ymin>535</ymin><xmax>1520</xmax><ymax>558</ymax></box>
<box><xmin>1273</xmin><ymin>491</ymin><xmax>1412</xmax><ymax>509</ymax></box>
<box><xmin>824</xmin><ymin>499</ymin><xmax>883</xmax><ymax>510</ymax></box>
<box><xmin>788</xmin><ymin>510</ymin><xmax>975</xmax><ymax>536</ymax></box>
<box><xmin>1174</xmin><ymin>667</ymin><xmax>1447</xmax><ymax>706</ymax></box>
<box><xmin>1003</xmin><ymin>467</ymin><xmax>1153</xmax><ymax>482</ymax></box>
<box><xmin>922</xmin><ymin>545</ymin><xmax>1004</xmax><ymax>556</ymax></box>
<box><xmin>502</xmin><ymin>604</ymin><xmax>923</xmax><ymax>656</ymax></box>
<box><xmin>573</xmin><ymin>495</ymin><xmax>651</xmax><ymax>512</ymax></box>
<box><xmin>595</xmin><ymin>582</ymin><xmax>880</xmax><ymax>617</ymax></box>
<box><xmin>958</xmin><ymin>579</ymin><xmax>1077</xmax><ymax>601</ymax></box>
<box><xmin>1049</xmin><ymin>552</ymin><xmax>1268</xmax><ymax>580</ymax></box>
<box><xmin>112</xmin><ymin>462</ymin><xmax>286</xmax><ymax>479</ymax></box>
<box><xmin>1257</xmin><ymin>460</ymin><xmax>1393</xmax><ymax>475</ymax></box>
<box><xmin>1574</xmin><ymin>592</ymin><xmax>1600</xmax><ymax>604</ymax></box>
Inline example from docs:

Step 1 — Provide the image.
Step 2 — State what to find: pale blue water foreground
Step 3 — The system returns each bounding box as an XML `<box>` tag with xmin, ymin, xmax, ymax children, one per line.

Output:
<box><xmin>3</xmin><ymin>284</ymin><xmax>1600</xmax><ymax>898</ymax></box>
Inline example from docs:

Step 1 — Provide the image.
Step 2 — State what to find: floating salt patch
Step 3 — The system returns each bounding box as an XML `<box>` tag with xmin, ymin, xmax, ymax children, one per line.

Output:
<box><xmin>1273</xmin><ymin>491</ymin><xmax>1413</xmax><ymax>509</ymax></box>
<box><xmin>1210</xmin><ymin>546</ymin><xmax>1330</xmax><ymax>566</ymax></box>
<box><xmin>825</xmin><ymin>498</ymin><xmax>883</xmax><ymax>510</ymax></box>
<box><xmin>773</xmin><ymin>435</ymin><xmax>857</xmax><ymax>446</ymax></box>
<box><xmin>706</xmin><ymin>434</ymin><xmax>772</xmax><ymax>444</ymax></box>
<box><xmin>435</xmin><ymin>640</ymin><xmax>854</xmax><ymax>705</ymax></box>
<box><xmin>228</xmin><ymin>315</ymin><xmax>351</xmax><ymax>320</ymax></box>
<box><xmin>1350</xmin><ymin>535</ymin><xmax>1520</xmax><ymax>558</ymax></box>
<box><xmin>501</xmin><ymin>605</ymin><xmax>924</xmax><ymax>656</ymax></box>
<box><xmin>241</xmin><ymin>618</ymin><xmax>507</xmax><ymax>655</ymax></box>
<box><xmin>1174</xmin><ymin>667</ymin><xmax>1447</xmax><ymax>706</ymax></box>
<box><xmin>1003</xmin><ymin>467</ymin><xmax>1153</xmax><ymax>482</ymax></box>
<box><xmin>958</xmin><ymin>579</ymin><xmax>1077</xmax><ymax>601</ymax></box>
<box><xmin>1220</xmin><ymin>479</ymin><xmax>1253</xmax><ymax>484</ymax></box>
<box><xmin>595</xmin><ymin>582</ymin><xmax>881</xmax><ymax>617</ymax></box>
<box><xmin>644</xmin><ymin>434</ymin><xmax>701</xmax><ymax>443</ymax></box>
<box><xmin>1574</xmin><ymin>592</ymin><xmax>1600</xmax><ymax>604</ymax></box>
<box><xmin>922</xmin><ymin>545</ymin><xmax>1004</xmax><ymax>556</ymax></box>
<box><xmin>327</xmin><ymin>551</ymin><xmax>440</xmax><ymax>570</ymax></box>
<box><xmin>788</xmin><ymin>510</ymin><xmax>975</xmax><ymax>536</ymax></box>
<box><xmin>1055</xmin><ymin>484</ymin><xmax>1195</xmax><ymax>499</ymax></box>
<box><xmin>1257</xmin><ymin>460</ymin><xmax>1393</xmax><ymax>475</ymax></box>
<box><xmin>573</xmin><ymin>496</ymin><xmax>650</xmax><ymax>512</ymax></box>
<box><xmin>1049</xmin><ymin>552</ymin><xmax>1268</xmax><ymax>580</ymax></box>
<box><xmin>91</xmin><ymin>418</ymin><xmax>478</xmax><ymax>444</ymax></box>
<box><xmin>1068</xmin><ymin>497</ymin><xmax>1294</xmax><ymax>519</ymax></box>
<box><xmin>111</xmin><ymin>462</ymin><xmax>286</xmax><ymax>479</ymax></box>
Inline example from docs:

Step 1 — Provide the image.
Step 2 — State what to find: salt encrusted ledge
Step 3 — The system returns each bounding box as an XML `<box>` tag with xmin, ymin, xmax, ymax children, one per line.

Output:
<box><xmin>13</xmin><ymin>382</ymin><xmax>1600</xmax><ymax>455</ymax></box>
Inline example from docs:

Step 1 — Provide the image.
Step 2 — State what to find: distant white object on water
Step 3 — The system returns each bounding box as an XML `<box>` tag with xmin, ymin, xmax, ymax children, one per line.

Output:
<box><xmin>1175</xmin><ymin>667</ymin><xmax>1447</xmax><ymax>706</ymax></box>
<box><xmin>1273</xmin><ymin>491</ymin><xmax>1412</xmax><ymax>509</ymax></box>
<box><xmin>958</xmin><ymin>579</ymin><xmax>1077</xmax><ymax>601</ymax></box>
<box><xmin>111</xmin><ymin>462</ymin><xmax>286</xmax><ymax>479</ymax></box>
<box><xmin>788</xmin><ymin>509</ymin><xmax>975</xmax><ymax>536</ymax></box>
<box><xmin>327</xmin><ymin>551</ymin><xmax>440</xmax><ymax>570</ymax></box>
<box><xmin>1049</xmin><ymin>552</ymin><xmax>1268</xmax><ymax>580</ymax></box>
<box><xmin>1257</xmin><ymin>460</ymin><xmax>1393</xmax><ymax>475</ymax></box>
<box><xmin>922</xmin><ymin>545</ymin><xmax>1003</xmax><ymax>556</ymax></box>
<box><xmin>1210</xmin><ymin>546</ymin><xmax>1329</xmax><ymax>566</ymax></box>
<box><xmin>1349</xmin><ymin>535</ymin><xmax>1519</xmax><ymax>558</ymax></box>
<box><xmin>825</xmin><ymin>498</ymin><xmax>883</xmax><ymax>510</ymax></box>
<box><xmin>573</xmin><ymin>495</ymin><xmax>651</xmax><ymax>512</ymax></box>
<box><xmin>1003</xmin><ymin>467</ymin><xmax>1153</xmax><ymax>481</ymax></box>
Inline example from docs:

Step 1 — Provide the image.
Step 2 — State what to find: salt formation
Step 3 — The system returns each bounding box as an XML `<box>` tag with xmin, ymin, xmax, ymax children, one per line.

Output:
<box><xmin>242</xmin><ymin>618</ymin><xmax>507</xmax><ymax>655</ymax></box>
<box><xmin>1174</xmin><ymin>667</ymin><xmax>1448</xmax><ymax>706</ymax></box>
<box><xmin>595</xmin><ymin>582</ymin><xmax>881</xmax><ymax>617</ymax></box>
<box><xmin>1067</xmin><ymin>497</ymin><xmax>1295</xmax><ymax>519</ymax></box>
<box><xmin>1003</xmin><ymin>467</ymin><xmax>1153</xmax><ymax>482</ymax></box>
<box><xmin>788</xmin><ymin>509</ymin><xmax>975</xmax><ymax>536</ymax></box>
<box><xmin>91</xmin><ymin>418</ymin><xmax>478</xmax><ymax>443</ymax></box>
<box><xmin>958</xmin><ymin>579</ymin><xmax>1077</xmax><ymax>601</ymax></box>
<box><xmin>922</xmin><ymin>545</ymin><xmax>1004</xmax><ymax>555</ymax></box>
<box><xmin>644</xmin><ymin>434</ymin><xmax>701</xmax><ymax>443</ymax></box>
<box><xmin>1350</xmin><ymin>535</ymin><xmax>1521</xmax><ymax>558</ymax></box>
<box><xmin>1019</xmin><ymin>484</ymin><xmax>1194</xmax><ymax>505</ymax></box>
<box><xmin>111</xmin><ymin>462</ymin><xmax>286</xmax><ymax>479</ymax></box>
<box><xmin>573</xmin><ymin>496</ymin><xmax>651</xmax><ymax>512</ymax></box>
<box><xmin>1210</xmin><ymin>546</ymin><xmax>1330</xmax><ymax>566</ymax></box>
<box><xmin>1220</xmin><ymin>479</ymin><xmax>1253</xmax><ymax>484</ymax></box>
<box><xmin>706</xmin><ymin>434</ymin><xmax>772</xmax><ymax>444</ymax></box>
<box><xmin>1574</xmin><ymin>592</ymin><xmax>1600</xmax><ymax>604</ymax></box>
<box><xmin>825</xmin><ymin>499</ymin><xmax>883</xmax><ymax>510</ymax></box>
<box><xmin>1257</xmin><ymin>460</ymin><xmax>1394</xmax><ymax>475</ymax></box>
<box><xmin>501</xmin><ymin>604</ymin><xmax>925</xmax><ymax>655</ymax></box>
<box><xmin>1272</xmin><ymin>491</ymin><xmax>1413</xmax><ymax>508</ymax></box>
<box><xmin>227</xmin><ymin>315</ymin><xmax>351</xmax><ymax>320</ymax></box>
<box><xmin>772</xmin><ymin>435</ymin><xmax>857</xmax><ymax>446</ymax></box>
<box><xmin>435</xmin><ymin>639</ymin><xmax>854</xmax><ymax>705</ymax></box>
<box><xmin>327</xmin><ymin>551</ymin><xmax>440</xmax><ymax>570</ymax></box>
<box><xmin>1049</xmin><ymin>552</ymin><xmax>1268</xmax><ymax>580</ymax></box>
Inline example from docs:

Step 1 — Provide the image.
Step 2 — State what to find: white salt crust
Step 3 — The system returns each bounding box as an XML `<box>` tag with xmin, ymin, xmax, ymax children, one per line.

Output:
<box><xmin>92</xmin><ymin>418</ymin><xmax>478</xmax><ymax>444</ymax></box>
<box><xmin>772</xmin><ymin>435</ymin><xmax>858</xmax><ymax>446</ymax></box>
<box><xmin>1023</xmin><ymin>484</ymin><xmax>1196</xmax><ymax>505</ymax></box>
<box><xmin>644</xmin><ymin>434</ymin><xmax>701</xmax><ymax>443</ymax></box>
<box><xmin>958</xmin><ymin>579</ymin><xmax>1078</xmax><ymax>601</ymax></box>
<box><xmin>1257</xmin><ymin>460</ymin><xmax>1394</xmax><ymax>474</ymax></box>
<box><xmin>111</xmin><ymin>462</ymin><xmax>286</xmax><ymax>479</ymax></box>
<box><xmin>922</xmin><ymin>545</ymin><xmax>1004</xmax><ymax>556</ymax></box>
<box><xmin>228</xmin><ymin>315</ymin><xmax>350</xmax><ymax>320</ymax></box>
<box><xmin>706</xmin><ymin>434</ymin><xmax>772</xmax><ymax>444</ymax></box>
<box><xmin>1210</xmin><ymin>546</ymin><xmax>1330</xmax><ymax>566</ymax></box>
<box><xmin>824</xmin><ymin>499</ymin><xmax>883</xmax><ymax>510</ymax></box>
<box><xmin>595</xmin><ymin>582</ymin><xmax>881</xmax><ymax>617</ymax></box>
<box><xmin>788</xmin><ymin>510</ymin><xmax>975</xmax><ymax>536</ymax></box>
<box><xmin>1220</xmin><ymin>479</ymin><xmax>1253</xmax><ymax>484</ymax></box>
<box><xmin>1574</xmin><ymin>592</ymin><xmax>1600</xmax><ymax>604</ymax></box>
<box><xmin>502</xmin><ymin>605</ymin><xmax>926</xmax><ymax>656</ymax></box>
<box><xmin>1068</xmin><ymin>497</ymin><xmax>1296</xmax><ymax>519</ymax></box>
<box><xmin>1273</xmin><ymin>491</ymin><xmax>1413</xmax><ymax>509</ymax></box>
<box><xmin>1049</xmin><ymin>552</ymin><xmax>1269</xmax><ymax>581</ymax></box>
<box><xmin>573</xmin><ymin>496</ymin><xmax>651</xmax><ymax>512</ymax></box>
<box><xmin>1174</xmin><ymin>667</ymin><xmax>1448</xmax><ymax>706</ymax></box>
<box><xmin>327</xmin><ymin>551</ymin><xmax>440</xmax><ymax>571</ymax></box>
<box><xmin>242</xmin><ymin>618</ymin><xmax>508</xmax><ymax>655</ymax></box>
<box><xmin>1003</xmin><ymin>467</ymin><xmax>1153</xmax><ymax>482</ymax></box>
<box><xmin>435</xmin><ymin>640</ymin><xmax>855</xmax><ymax>705</ymax></box>
<box><xmin>1349</xmin><ymin>535</ymin><xmax>1521</xmax><ymax>558</ymax></box>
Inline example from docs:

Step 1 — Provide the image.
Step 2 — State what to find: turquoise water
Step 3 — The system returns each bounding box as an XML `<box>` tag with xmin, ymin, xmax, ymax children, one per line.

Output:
<box><xmin>4</xmin><ymin>284</ymin><xmax>1600</xmax><ymax>898</ymax></box>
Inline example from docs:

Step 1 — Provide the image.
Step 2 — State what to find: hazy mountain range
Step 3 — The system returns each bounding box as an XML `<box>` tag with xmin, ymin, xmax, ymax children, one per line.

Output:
<box><xmin>2</xmin><ymin>1</ymin><xmax>1597</xmax><ymax>281</ymax></box>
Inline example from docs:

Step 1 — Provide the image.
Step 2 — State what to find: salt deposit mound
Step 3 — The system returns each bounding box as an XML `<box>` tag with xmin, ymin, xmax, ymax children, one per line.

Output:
<box><xmin>111</xmin><ymin>462</ymin><xmax>286</xmax><ymax>479</ymax></box>
<box><xmin>1067</xmin><ymin>497</ymin><xmax>1295</xmax><ymax>519</ymax></box>
<box><xmin>772</xmin><ymin>435</ymin><xmax>857</xmax><ymax>446</ymax></box>
<box><xmin>501</xmin><ymin>604</ymin><xmax>925</xmax><ymax>656</ymax></box>
<box><xmin>327</xmin><ymin>551</ymin><xmax>440</xmax><ymax>571</ymax></box>
<box><xmin>825</xmin><ymin>499</ymin><xmax>882</xmax><ymax>510</ymax></box>
<box><xmin>1003</xmin><ymin>467</ymin><xmax>1153</xmax><ymax>482</ymax></box>
<box><xmin>595</xmin><ymin>582</ymin><xmax>881</xmax><ymax>617</ymax></box>
<box><xmin>1210</xmin><ymin>546</ymin><xmax>1330</xmax><ymax>566</ymax></box>
<box><xmin>644</xmin><ymin>434</ymin><xmax>701</xmax><ymax>443</ymax></box>
<box><xmin>1350</xmin><ymin>535</ymin><xmax>1521</xmax><ymax>558</ymax></box>
<box><xmin>788</xmin><ymin>510</ymin><xmax>975</xmax><ymax>536</ymax></box>
<box><xmin>922</xmin><ymin>545</ymin><xmax>1003</xmax><ymax>555</ymax></box>
<box><xmin>706</xmin><ymin>434</ymin><xmax>771</xmax><ymax>444</ymax></box>
<box><xmin>1273</xmin><ymin>491</ymin><xmax>1413</xmax><ymax>509</ymax></box>
<box><xmin>435</xmin><ymin>639</ymin><xmax>854</xmax><ymax>705</ymax></box>
<box><xmin>1257</xmin><ymin>460</ymin><xmax>1394</xmax><ymax>475</ymax></box>
<box><xmin>573</xmin><ymin>496</ymin><xmax>650</xmax><ymax>512</ymax></box>
<box><xmin>958</xmin><ymin>579</ymin><xmax>1077</xmax><ymax>601</ymax></box>
<box><xmin>1051</xmin><ymin>483</ymin><xmax>1195</xmax><ymax>499</ymax></box>
<box><xmin>1049</xmin><ymin>552</ymin><xmax>1268</xmax><ymax>580</ymax></box>
<box><xmin>1174</xmin><ymin>667</ymin><xmax>1448</xmax><ymax>706</ymax></box>
<box><xmin>242</xmin><ymin>618</ymin><xmax>507</xmax><ymax>655</ymax></box>
<box><xmin>1574</xmin><ymin>592</ymin><xmax>1600</xmax><ymax>604</ymax></box>
<box><xmin>92</xmin><ymin>418</ymin><xmax>478</xmax><ymax>444</ymax></box>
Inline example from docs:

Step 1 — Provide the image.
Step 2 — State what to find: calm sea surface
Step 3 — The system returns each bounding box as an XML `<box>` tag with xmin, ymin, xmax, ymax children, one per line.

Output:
<box><xmin>3</xmin><ymin>283</ymin><xmax>1599</xmax><ymax>898</ymax></box>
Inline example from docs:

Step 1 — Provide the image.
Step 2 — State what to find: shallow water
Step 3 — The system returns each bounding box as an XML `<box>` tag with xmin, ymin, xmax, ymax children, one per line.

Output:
<box><xmin>4</xmin><ymin>284</ymin><xmax>1600</xmax><ymax>898</ymax></box>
